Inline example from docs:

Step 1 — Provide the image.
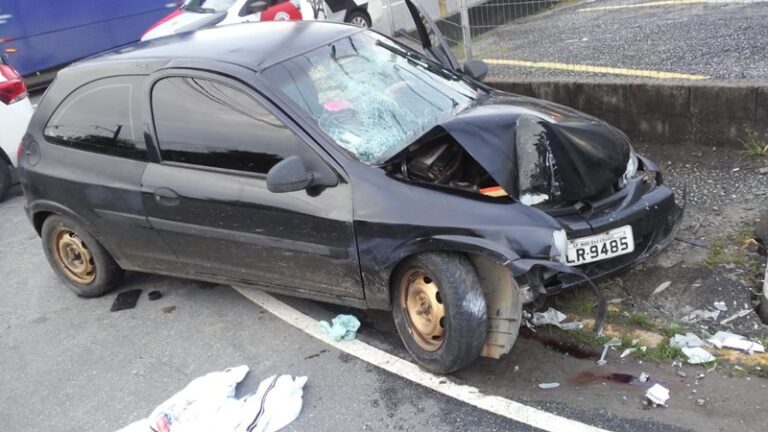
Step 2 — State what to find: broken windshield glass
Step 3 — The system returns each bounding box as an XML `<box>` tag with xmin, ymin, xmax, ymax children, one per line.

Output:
<box><xmin>262</xmin><ymin>33</ymin><xmax>480</xmax><ymax>164</ymax></box>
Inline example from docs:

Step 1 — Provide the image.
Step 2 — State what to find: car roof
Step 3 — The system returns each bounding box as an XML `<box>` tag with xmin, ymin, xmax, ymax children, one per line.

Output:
<box><xmin>83</xmin><ymin>21</ymin><xmax>365</xmax><ymax>73</ymax></box>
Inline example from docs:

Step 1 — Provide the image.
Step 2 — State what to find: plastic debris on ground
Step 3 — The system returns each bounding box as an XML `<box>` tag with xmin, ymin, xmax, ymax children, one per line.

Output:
<box><xmin>596</xmin><ymin>337</ymin><xmax>622</xmax><ymax>367</ymax></box>
<box><xmin>110</xmin><ymin>289</ymin><xmax>142</xmax><ymax>312</ymax></box>
<box><xmin>681</xmin><ymin>347</ymin><xmax>716</xmax><ymax>364</ymax></box>
<box><xmin>645</xmin><ymin>384</ymin><xmax>670</xmax><ymax>407</ymax></box>
<box><xmin>117</xmin><ymin>365</ymin><xmax>307</xmax><ymax>432</ymax></box>
<box><xmin>682</xmin><ymin>309</ymin><xmax>720</xmax><ymax>323</ymax></box>
<box><xmin>318</xmin><ymin>314</ymin><xmax>361</xmax><ymax>341</ymax></box>
<box><xmin>713</xmin><ymin>301</ymin><xmax>727</xmax><ymax>312</ymax></box>
<box><xmin>707</xmin><ymin>331</ymin><xmax>765</xmax><ymax>353</ymax></box>
<box><xmin>620</xmin><ymin>348</ymin><xmax>637</xmax><ymax>358</ymax></box>
<box><xmin>719</xmin><ymin>309</ymin><xmax>754</xmax><ymax>325</ymax></box>
<box><xmin>651</xmin><ymin>281</ymin><xmax>671</xmax><ymax>296</ymax></box>
<box><xmin>538</xmin><ymin>382</ymin><xmax>560</xmax><ymax>389</ymax></box>
<box><xmin>528</xmin><ymin>307</ymin><xmax>583</xmax><ymax>330</ymax></box>
<box><xmin>638</xmin><ymin>372</ymin><xmax>650</xmax><ymax>383</ymax></box>
<box><xmin>669</xmin><ymin>333</ymin><xmax>704</xmax><ymax>349</ymax></box>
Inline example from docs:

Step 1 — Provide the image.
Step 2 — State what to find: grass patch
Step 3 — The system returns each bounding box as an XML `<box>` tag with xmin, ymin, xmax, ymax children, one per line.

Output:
<box><xmin>705</xmin><ymin>238</ymin><xmax>746</xmax><ymax>268</ymax></box>
<box><xmin>627</xmin><ymin>314</ymin><xmax>658</xmax><ymax>331</ymax></box>
<box><xmin>636</xmin><ymin>344</ymin><xmax>685</xmax><ymax>363</ymax></box>
<box><xmin>742</xmin><ymin>130</ymin><xmax>768</xmax><ymax>158</ymax></box>
<box><xmin>662</xmin><ymin>323</ymin><xmax>686</xmax><ymax>338</ymax></box>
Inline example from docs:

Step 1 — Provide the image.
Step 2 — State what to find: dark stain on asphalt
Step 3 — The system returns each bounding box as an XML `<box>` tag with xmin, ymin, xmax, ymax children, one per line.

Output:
<box><xmin>338</xmin><ymin>352</ymin><xmax>354</xmax><ymax>363</ymax></box>
<box><xmin>161</xmin><ymin>306</ymin><xmax>176</xmax><ymax>314</ymax></box>
<box><xmin>520</xmin><ymin>327</ymin><xmax>600</xmax><ymax>359</ymax></box>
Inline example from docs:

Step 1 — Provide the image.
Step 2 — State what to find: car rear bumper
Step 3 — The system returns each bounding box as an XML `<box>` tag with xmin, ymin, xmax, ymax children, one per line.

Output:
<box><xmin>542</xmin><ymin>183</ymin><xmax>684</xmax><ymax>295</ymax></box>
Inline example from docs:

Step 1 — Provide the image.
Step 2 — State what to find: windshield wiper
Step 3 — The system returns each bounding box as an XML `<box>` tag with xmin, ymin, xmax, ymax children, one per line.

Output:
<box><xmin>375</xmin><ymin>40</ymin><xmax>459</xmax><ymax>81</ymax></box>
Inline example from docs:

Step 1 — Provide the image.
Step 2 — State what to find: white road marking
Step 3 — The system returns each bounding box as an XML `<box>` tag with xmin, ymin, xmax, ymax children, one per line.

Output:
<box><xmin>234</xmin><ymin>286</ymin><xmax>614</xmax><ymax>432</ymax></box>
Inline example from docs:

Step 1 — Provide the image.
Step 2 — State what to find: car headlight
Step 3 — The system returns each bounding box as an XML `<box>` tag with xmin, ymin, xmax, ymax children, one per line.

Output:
<box><xmin>552</xmin><ymin>229</ymin><xmax>568</xmax><ymax>260</ymax></box>
<box><xmin>619</xmin><ymin>146</ymin><xmax>638</xmax><ymax>188</ymax></box>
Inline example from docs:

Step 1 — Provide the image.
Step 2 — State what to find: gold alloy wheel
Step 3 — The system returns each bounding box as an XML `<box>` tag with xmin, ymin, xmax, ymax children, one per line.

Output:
<box><xmin>400</xmin><ymin>268</ymin><xmax>446</xmax><ymax>351</ymax></box>
<box><xmin>51</xmin><ymin>227</ymin><xmax>96</xmax><ymax>284</ymax></box>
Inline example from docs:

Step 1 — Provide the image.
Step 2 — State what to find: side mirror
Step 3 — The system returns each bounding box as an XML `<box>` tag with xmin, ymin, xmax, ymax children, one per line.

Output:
<box><xmin>267</xmin><ymin>156</ymin><xmax>314</xmax><ymax>193</ymax></box>
<box><xmin>247</xmin><ymin>0</ymin><xmax>268</xmax><ymax>14</ymax></box>
<box><xmin>463</xmin><ymin>59</ymin><xmax>488</xmax><ymax>82</ymax></box>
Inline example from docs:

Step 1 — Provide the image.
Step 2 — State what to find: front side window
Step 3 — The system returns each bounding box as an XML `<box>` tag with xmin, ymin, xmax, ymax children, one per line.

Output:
<box><xmin>262</xmin><ymin>32</ymin><xmax>481</xmax><ymax>165</ymax></box>
<box><xmin>152</xmin><ymin>77</ymin><xmax>302</xmax><ymax>175</ymax></box>
<box><xmin>44</xmin><ymin>77</ymin><xmax>146</xmax><ymax>160</ymax></box>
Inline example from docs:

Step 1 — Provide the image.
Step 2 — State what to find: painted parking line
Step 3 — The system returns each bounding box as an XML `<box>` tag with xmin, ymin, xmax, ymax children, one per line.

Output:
<box><xmin>483</xmin><ymin>58</ymin><xmax>710</xmax><ymax>80</ymax></box>
<box><xmin>234</xmin><ymin>286</ymin><xmax>613</xmax><ymax>432</ymax></box>
<box><xmin>578</xmin><ymin>0</ymin><xmax>705</xmax><ymax>12</ymax></box>
<box><xmin>578</xmin><ymin>0</ymin><xmax>767</xmax><ymax>12</ymax></box>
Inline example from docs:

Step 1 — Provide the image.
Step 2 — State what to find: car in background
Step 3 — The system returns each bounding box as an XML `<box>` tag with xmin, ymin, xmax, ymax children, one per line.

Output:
<box><xmin>141</xmin><ymin>0</ymin><xmax>378</xmax><ymax>40</ymax></box>
<box><xmin>0</xmin><ymin>0</ymin><xmax>177</xmax><ymax>80</ymax></box>
<box><xmin>0</xmin><ymin>55</ymin><xmax>33</xmax><ymax>201</ymax></box>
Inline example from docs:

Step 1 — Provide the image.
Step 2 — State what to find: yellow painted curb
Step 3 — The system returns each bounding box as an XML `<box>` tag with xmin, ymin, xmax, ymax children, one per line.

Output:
<box><xmin>483</xmin><ymin>58</ymin><xmax>710</xmax><ymax>80</ymax></box>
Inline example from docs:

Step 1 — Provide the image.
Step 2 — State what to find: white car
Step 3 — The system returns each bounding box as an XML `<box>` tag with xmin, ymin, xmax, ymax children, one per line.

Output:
<box><xmin>0</xmin><ymin>55</ymin><xmax>34</xmax><ymax>202</ymax></box>
<box><xmin>142</xmin><ymin>0</ymin><xmax>380</xmax><ymax>41</ymax></box>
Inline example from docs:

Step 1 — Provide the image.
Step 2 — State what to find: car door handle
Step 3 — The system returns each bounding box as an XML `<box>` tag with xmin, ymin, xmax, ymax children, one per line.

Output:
<box><xmin>154</xmin><ymin>187</ymin><xmax>180</xmax><ymax>207</ymax></box>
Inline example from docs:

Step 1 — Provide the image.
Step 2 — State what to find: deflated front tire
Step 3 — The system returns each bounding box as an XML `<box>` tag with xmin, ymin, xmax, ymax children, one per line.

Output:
<box><xmin>392</xmin><ymin>252</ymin><xmax>487</xmax><ymax>373</ymax></box>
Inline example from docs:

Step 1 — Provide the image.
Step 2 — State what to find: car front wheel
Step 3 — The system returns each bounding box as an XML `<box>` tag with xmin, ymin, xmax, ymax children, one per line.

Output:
<box><xmin>392</xmin><ymin>252</ymin><xmax>487</xmax><ymax>373</ymax></box>
<box><xmin>346</xmin><ymin>10</ymin><xmax>371</xmax><ymax>27</ymax></box>
<box><xmin>41</xmin><ymin>215</ymin><xmax>124</xmax><ymax>297</ymax></box>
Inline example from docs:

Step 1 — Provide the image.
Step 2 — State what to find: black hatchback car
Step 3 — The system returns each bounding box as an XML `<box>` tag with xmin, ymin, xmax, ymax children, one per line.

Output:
<box><xmin>19</xmin><ymin>1</ymin><xmax>682</xmax><ymax>373</ymax></box>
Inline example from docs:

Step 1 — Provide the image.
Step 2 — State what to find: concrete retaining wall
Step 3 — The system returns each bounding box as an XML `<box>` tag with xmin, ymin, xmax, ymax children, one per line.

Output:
<box><xmin>487</xmin><ymin>79</ymin><xmax>768</xmax><ymax>148</ymax></box>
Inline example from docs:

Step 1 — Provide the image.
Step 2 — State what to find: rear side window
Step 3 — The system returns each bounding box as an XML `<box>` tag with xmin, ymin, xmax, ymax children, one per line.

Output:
<box><xmin>151</xmin><ymin>76</ymin><xmax>304</xmax><ymax>175</ymax></box>
<box><xmin>44</xmin><ymin>77</ymin><xmax>146</xmax><ymax>160</ymax></box>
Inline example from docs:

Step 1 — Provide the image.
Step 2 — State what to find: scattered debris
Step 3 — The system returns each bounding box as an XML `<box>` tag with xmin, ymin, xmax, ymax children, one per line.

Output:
<box><xmin>652</xmin><ymin>281</ymin><xmax>671</xmax><ymax>296</ymax></box>
<box><xmin>117</xmin><ymin>366</ymin><xmax>307</xmax><ymax>432</ymax></box>
<box><xmin>638</xmin><ymin>372</ymin><xmax>650</xmax><ymax>383</ymax></box>
<box><xmin>758</xmin><ymin>166</ymin><xmax>768</xmax><ymax>175</ymax></box>
<box><xmin>696</xmin><ymin>399</ymin><xmax>706</xmax><ymax>407</ymax></box>
<box><xmin>529</xmin><ymin>307</ymin><xmax>583</xmax><ymax>330</ymax></box>
<box><xmin>707</xmin><ymin>331</ymin><xmax>765</xmax><ymax>353</ymax></box>
<box><xmin>713</xmin><ymin>301</ymin><xmax>728</xmax><ymax>312</ymax></box>
<box><xmin>675</xmin><ymin>237</ymin><xmax>708</xmax><ymax>248</ymax></box>
<box><xmin>620</xmin><ymin>348</ymin><xmax>637</xmax><ymax>358</ymax></box>
<box><xmin>676</xmin><ymin>370</ymin><xmax>686</xmax><ymax>378</ymax></box>
<box><xmin>719</xmin><ymin>309</ymin><xmax>754</xmax><ymax>325</ymax></box>
<box><xmin>681</xmin><ymin>347</ymin><xmax>716</xmax><ymax>364</ymax></box>
<box><xmin>669</xmin><ymin>333</ymin><xmax>704</xmax><ymax>349</ymax></box>
<box><xmin>645</xmin><ymin>384</ymin><xmax>670</xmax><ymax>407</ymax></box>
<box><xmin>596</xmin><ymin>337</ymin><xmax>622</xmax><ymax>367</ymax></box>
<box><xmin>538</xmin><ymin>382</ymin><xmax>560</xmax><ymax>389</ymax></box>
<box><xmin>148</xmin><ymin>290</ymin><xmax>162</xmax><ymax>301</ymax></box>
<box><xmin>110</xmin><ymin>289</ymin><xmax>142</xmax><ymax>312</ymax></box>
<box><xmin>682</xmin><ymin>309</ymin><xmax>720</xmax><ymax>323</ymax></box>
<box><xmin>597</xmin><ymin>345</ymin><xmax>610</xmax><ymax>367</ymax></box>
<box><xmin>318</xmin><ymin>314</ymin><xmax>361</xmax><ymax>341</ymax></box>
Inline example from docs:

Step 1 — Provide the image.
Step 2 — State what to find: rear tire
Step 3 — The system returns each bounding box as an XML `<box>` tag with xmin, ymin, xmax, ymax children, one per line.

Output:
<box><xmin>392</xmin><ymin>252</ymin><xmax>487</xmax><ymax>373</ymax></box>
<box><xmin>346</xmin><ymin>10</ymin><xmax>371</xmax><ymax>27</ymax></box>
<box><xmin>41</xmin><ymin>215</ymin><xmax>124</xmax><ymax>297</ymax></box>
<box><xmin>0</xmin><ymin>162</ymin><xmax>11</xmax><ymax>203</ymax></box>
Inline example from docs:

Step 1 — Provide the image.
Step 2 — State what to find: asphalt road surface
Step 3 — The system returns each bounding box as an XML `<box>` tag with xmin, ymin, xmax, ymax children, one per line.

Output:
<box><xmin>473</xmin><ymin>0</ymin><xmax>768</xmax><ymax>80</ymax></box>
<box><xmin>2</xmin><ymin>141</ymin><xmax>768</xmax><ymax>431</ymax></box>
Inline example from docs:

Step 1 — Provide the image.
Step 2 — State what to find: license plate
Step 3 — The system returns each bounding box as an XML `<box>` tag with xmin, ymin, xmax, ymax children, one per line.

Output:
<box><xmin>564</xmin><ymin>225</ymin><xmax>635</xmax><ymax>266</ymax></box>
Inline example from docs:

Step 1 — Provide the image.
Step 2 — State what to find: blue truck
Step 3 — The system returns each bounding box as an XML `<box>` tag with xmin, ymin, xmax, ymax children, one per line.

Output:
<box><xmin>0</xmin><ymin>0</ymin><xmax>177</xmax><ymax>78</ymax></box>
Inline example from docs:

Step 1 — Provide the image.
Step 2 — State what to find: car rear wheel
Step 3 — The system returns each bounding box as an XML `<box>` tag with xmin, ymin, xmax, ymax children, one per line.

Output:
<box><xmin>392</xmin><ymin>252</ymin><xmax>487</xmax><ymax>373</ymax></box>
<box><xmin>346</xmin><ymin>10</ymin><xmax>371</xmax><ymax>27</ymax></box>
<box><xmin>41</xmin><ymin>215</ymin><xmax>124</xmax><ymax>297</ymax></box>
<box><xmin>0</xmin><ymin>162</ymin><xmax>11</xmax><ymax>202</ymax></box>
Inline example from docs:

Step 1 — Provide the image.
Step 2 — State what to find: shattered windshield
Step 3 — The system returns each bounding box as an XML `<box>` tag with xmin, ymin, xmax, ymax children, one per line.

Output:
<box><xmin>262</xmin><ymin>33</ymin><xmax>480</xmax><ymax>164</ymax></box>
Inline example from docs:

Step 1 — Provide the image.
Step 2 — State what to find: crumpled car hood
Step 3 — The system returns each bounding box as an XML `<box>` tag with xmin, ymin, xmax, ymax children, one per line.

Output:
<box><xmin>437</xmin><ymin>93</ymin><xmax>631</xmax><ymax>202</ymax></box>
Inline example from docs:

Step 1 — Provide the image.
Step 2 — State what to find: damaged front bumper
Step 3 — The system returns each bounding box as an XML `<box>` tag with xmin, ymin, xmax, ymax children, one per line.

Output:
<box><xmin>539</xmin><ymin>167</ymin><xmax>685</xmax><ymax>296</ymax></box>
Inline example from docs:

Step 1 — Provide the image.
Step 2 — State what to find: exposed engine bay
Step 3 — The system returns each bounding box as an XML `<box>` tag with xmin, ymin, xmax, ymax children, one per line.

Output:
<box><xmin>384</xmin><ymin>134</ymin><xmax>504</xmax><ymax>196</ymax></box>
